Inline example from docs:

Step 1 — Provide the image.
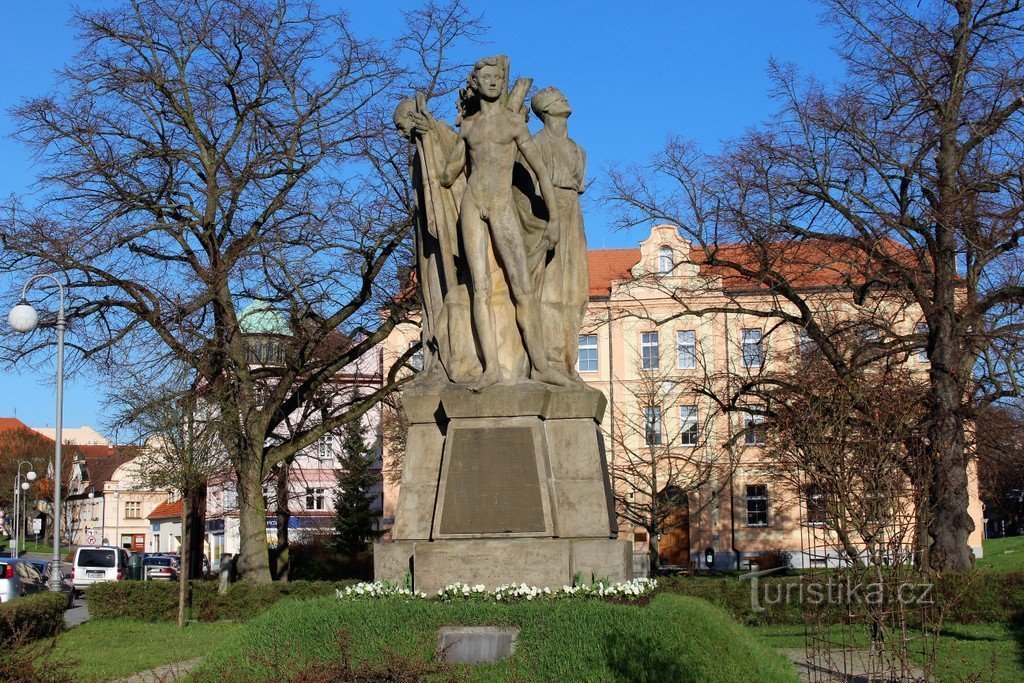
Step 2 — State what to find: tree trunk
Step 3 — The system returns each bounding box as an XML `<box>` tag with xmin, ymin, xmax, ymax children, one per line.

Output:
<box><xmin>926</xmin><ymin>378</ymin><xmax>974</xmax><ymax>570</ymax></box>
<box><xmin>648</xmin><ymin>532</ymin><xmax>660</xmax><ymax>573</ymax></box>
<box><xmin>236</xmin><ymin>465</ymin><xmax>272</xmax><ymax>583</ymax></box>
<box><xmin>178</xmin><ymin>497</ymin><xmax>188</xmax><ymax>629</ymax></box>
<box><xmin>185</xmin><ymin>484</ymin><xmax>206</xmax><ymax>580</ymax></box>
<box><xmin>271</xmin><ymin>461</ymin><xmax>291</xmax><ymax>582</ymax></box>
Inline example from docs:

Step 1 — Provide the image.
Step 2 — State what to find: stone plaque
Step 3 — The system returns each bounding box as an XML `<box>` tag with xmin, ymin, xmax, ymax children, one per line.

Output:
<box><xmin>437</xmin><ymin>626</ymin><xmax>518</xmax><ymax>664</ymax></box>
<box><xmin>439</xmin><ymin>426</ymin><xmax>545</xmax><ymax>534</ymax></box>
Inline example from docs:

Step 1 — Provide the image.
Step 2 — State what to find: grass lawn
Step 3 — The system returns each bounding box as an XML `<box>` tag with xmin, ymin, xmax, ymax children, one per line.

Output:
<box><xmin>752</xmin><ymin>622</ymin><xmax>1024</xmax><ymax>683</ymax></box>
<box><xmin>41</xmin><ymin>619</ymin><xmax>243</xmax><ymax>682</ymax></box>
<box><xmin>4</xmin><ymin>539</ymin><xmax>73</xmax><ymax>556</ymax></box>
<box><xmin>192</xmin><ymin>593</ymin><xmax>798</xmax><ymax>682</ymax></box>
<box><xmin>977</xmin><ymin>536</ymin><xmax>1024</xmax><ymax>572</ymax></box>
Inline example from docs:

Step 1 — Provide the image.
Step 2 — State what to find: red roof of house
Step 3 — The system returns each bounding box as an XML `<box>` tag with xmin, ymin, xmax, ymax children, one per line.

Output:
<box><xmin>75</xmin><ymin>444</ymin><xmax>141</xmax><ymax>493</ymax></box>
<box><xmin>148</xmin><ymin>498</ymin><xmax>182</xmax><ymax>520</ymax></box>
<box><xmin>586</xmin><ymin>239</ymin><xmax>919</xmax><ymax>297</ymax></box>
<box><xmin>588</xmin><ymin>249</ymin><xmax>639</xmax><ymax>297</ymax></box>
<box><xmin>0</xmin><ymin>417</ymin><xmax>33</xmax><ymax>434</ymax></box>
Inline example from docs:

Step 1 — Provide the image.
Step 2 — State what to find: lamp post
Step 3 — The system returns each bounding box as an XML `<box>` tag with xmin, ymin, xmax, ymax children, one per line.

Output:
<box><xmin>8</xmin><ymin>274</ymin><xmax>66</xmax><ymax>592</ymax></box>
<box><xmin>113</xmin><ymin>489</ymin><xmax>121</xmax><ymax>550</ymax></box>
<box><xmin>13</xmin><ymin>462</ymin><xmax>37</xmax><ymax>557</ymax></box>
<box><xmin>20</xmin><ymin>481</ymin><xmax>30</xmax><ymax>554</ymax></box>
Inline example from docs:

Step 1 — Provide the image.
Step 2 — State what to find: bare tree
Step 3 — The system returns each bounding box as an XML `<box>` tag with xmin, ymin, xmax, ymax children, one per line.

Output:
<box><xmin>111</xmin><ymin>370</ymin><xmax>224</xmax><ymax>628</ymax></box>
<box><xmin>609</xmin><ymin>355</ymin><xmax>726</xmax><ymax>569</ymax></box>
<box><xmin>609</xmin><ymin>0</ymin><xmax>1024</xmax><ymax>570</ymax></box>
<box><xmin>1</xmin><ymin>1</ymin><xmax>484</xmax><ymax>582</ymax></box>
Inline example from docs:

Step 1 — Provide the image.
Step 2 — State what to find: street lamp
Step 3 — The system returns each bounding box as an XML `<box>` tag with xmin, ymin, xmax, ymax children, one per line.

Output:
<box><xmin>13</xmin><ymin>462</ymin><xmax>36</xmax><ymax>557</ymax></box>
<box><xmin>8</xmin><ymin>274</ymin><xmax>66</xmax><ymax>592</ymax></box>
<box><xmin>20</xmin><ymin>481</ymin><xmax>30</xmax><ymax>555</ymax></box>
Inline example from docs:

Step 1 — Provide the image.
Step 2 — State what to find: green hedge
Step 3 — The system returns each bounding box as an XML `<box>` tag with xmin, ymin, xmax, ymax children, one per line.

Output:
<box><xmin>659</xmin><ymin>569</ymin><xmax>1024</xmax><ymax>625</ymax></box>
<box><xmin>0</xmin><ymin>592</ymin><xmax>67</xmax><ymax>644</ymax></box>
<box><xmin>86</xmin><ymin>580</ymin><xmax>357</xmax><ymax>622</ymax></box>
<box><xmin>190</xmin><ymin>593</ymin><xmax>799</xmax><ymax>682</ymax></box>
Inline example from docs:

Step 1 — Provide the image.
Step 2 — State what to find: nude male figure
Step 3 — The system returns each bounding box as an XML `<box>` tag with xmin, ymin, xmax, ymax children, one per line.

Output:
<box><xmin>412</xmin><ymin>57</ymin><xmax>572</xmax><ymax>390</ymax></box>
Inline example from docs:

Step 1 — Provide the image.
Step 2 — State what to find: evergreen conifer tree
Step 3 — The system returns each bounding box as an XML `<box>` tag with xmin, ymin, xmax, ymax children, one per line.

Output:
<box><xmin>333</xmin><ymin>420</ymin><xmax>381</xmax><ymax>558</ymax></box>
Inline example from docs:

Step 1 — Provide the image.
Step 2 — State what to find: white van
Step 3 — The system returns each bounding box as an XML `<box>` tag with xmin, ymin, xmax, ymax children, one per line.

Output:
<box><xmin>71</xmin><ymin>546</ymin><xmax>131</xmax><ymax>593</ymax></box>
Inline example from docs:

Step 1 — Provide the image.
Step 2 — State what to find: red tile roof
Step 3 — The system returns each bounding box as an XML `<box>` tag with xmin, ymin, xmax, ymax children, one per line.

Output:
<box><xmin>588</xmin><ymin>249</ymin><xmax>640</xmax><ymax>297</ymax></box>
<box><xmin>0</xmin><ymin>417</ymin><xmax>34</xmax><ymax>434</ymax></box>
<box><xmin>586</xmin><ymin>239</ymin><xmax>917</xmax><ymax>297</ymax></box>
<box><xmin>148</xmin><ymin>498</ymin><xmax>182</xmax><ymax>520</ymax></box>
<box><xmin>75</xmin><ymin>444</ymin><xmax>142</xmax><ymax>493</ymax></box>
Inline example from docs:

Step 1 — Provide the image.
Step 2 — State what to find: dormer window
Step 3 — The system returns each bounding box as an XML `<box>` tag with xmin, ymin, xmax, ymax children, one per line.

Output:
<box><xmin>658</xmin><ymin>246</ymin><xmax>674</xmax><ymax>274</ymax></box>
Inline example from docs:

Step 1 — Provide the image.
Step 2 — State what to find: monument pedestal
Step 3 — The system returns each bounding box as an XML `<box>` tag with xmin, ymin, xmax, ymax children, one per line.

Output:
<box><xmin>375</xmin><ymin>384</ymin><xmax>631</xmax><ymax>594</ymax></box>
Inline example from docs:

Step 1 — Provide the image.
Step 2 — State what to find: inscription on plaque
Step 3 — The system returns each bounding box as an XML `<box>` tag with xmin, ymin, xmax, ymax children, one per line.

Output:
<box><xmin>439</xmin><ymin>427</ymin><xmax>545</xmax><ymax>534</ymax></box>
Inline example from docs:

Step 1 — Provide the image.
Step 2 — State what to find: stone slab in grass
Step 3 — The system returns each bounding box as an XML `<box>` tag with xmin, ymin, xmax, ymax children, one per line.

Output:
<box><xmin>437</xmin><ymin>626</ymin><xmax>518</xmax><ymax>664</ymax></box>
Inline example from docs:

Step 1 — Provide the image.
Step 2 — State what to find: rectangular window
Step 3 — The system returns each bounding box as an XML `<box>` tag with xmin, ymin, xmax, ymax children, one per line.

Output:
<box><xmin>222</xmin><ymin>486</ymin><xmax>237</xmax><ymax>511</ymax></box>
<box><xmin>124</xmin><ymin>501</ymin><xmax>142</xmax><ymax>519</ymax></box>
<box><xmin>915</xmin><ymin>323</ymin><xmax>928</xmax><ymax>363</ymax></box>
<box><xmin>805</xmin><ymin>485</ymin><xmax>827</xmax><ymax>525</ymax></box>
<box><xmin>677</xmin><ymin>330</ymin><xmax>696</xmax><ymax>370</ymax></box>
<box><xmin>641</xmin><ymin>332</ymin><xmax>660</xmax><ymax>370</ymax></box>
<box><xmin>305</xmin><ymin>487</ymin><xmax>326</xmax><ymax>511</ymax></box>
<box><xmin>643</xmin><ymin>406</ymin><xmax>663</xmax><ymax>446</ymax></box>
<box><xmin>409</xmin><ymin>341</ymin><xmax>423</xmax><ymax>371</ymax></box>
<box><xmin>741</xmin><ymin>329</ymin><xmax>764</xmax><ymax>368</ymax></box>
<box><xmin>315</xmin><ymin>435</ymin><xmax>336</xmax><ymax>464</ymax></box>
<box><xmin>680</xmin><ymin>405</ymin><xmax>699</xmax><ymax>446</ymax></box>
<box><xmin>746</xmin><ymin>484</ymin><xmax>769</xmax><ymax>527</ymax></box>
<box><xmin>744</xmin><ymin>412</ymin><xmax>766</xmax><ymax>446</ymax></box>
<box><xmin>578</xmin><ymin>334</ymin><xmax>599</xmax><ymax>373</ymax></box>
<box><xmin>797</xmin><ymin>327</ymin><xmax>816</xmax><ymax>362</ymax></box>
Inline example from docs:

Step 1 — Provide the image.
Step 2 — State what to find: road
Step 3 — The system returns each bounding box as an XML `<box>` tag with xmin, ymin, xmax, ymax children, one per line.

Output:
<box><xmin>65</xmin><ymin>595</ymin><xmax>90</xmax><ymax>627</ymax></box>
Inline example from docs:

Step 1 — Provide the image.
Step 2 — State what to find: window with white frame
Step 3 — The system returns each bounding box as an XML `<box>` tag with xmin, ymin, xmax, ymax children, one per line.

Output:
<box><xmin>741</xmin><ymin>328</ymin><xmax>764</xmax><ymax>368</ymax></box>
<box><xmin>915</xmin><ymin>323</ymin><xmax>929</xmax><ymax>362</ymax></box>
<box><xmin>643</xmin><ymin>406</ymin><xmax>663</xmax><ymax>446</ymax></box>
<box><xmin>658</xmin><ymin>246</ymin><xmax>674</xmax><ymax>274</ymax></box>
<box><xmin>125</xmin><ymin>501</ymin><xmax>142</xmax><ymax>519</ymax></box>
<box><xmin>680</xmin><ymin>405</ymin><xmax>699</xmax><ymax>446</ymax></box>
<box><xmin>641</xmin><ymin>332</ymin><xmax>660</xmax><ymax>370</ymax></box>
<box><xmin>578</xmin><ymin>334</ymin><xmax>598</xmax><ymax>372</ymax></box>
<box><xmin>305</xmin><ymin>487</ymin><xmax>327</xmax><ymax>511</ymax></box>
<box><xmin>409</xmin><ymin>341</ymin><xmax>423</xmax><ymax>371</ymax></box>
<box><xmin>314</xmin><ymin>435</ymin><xmax>337</xmax><ymax>464</ymax></box>
<box><xmin>222</xmin><ymin>485</ymin><xmax>237</xmax><ymax>510</ymax></box>
<box><xmin>743</xmin><ymin>412</ymin><xmax>766</xmax><ymax>445</ymax></box>
<box><xmin>797</xmin><ymin>327</ymin><xmax>816</xmax><ymax>362</ymax></box>
<box><xmin>805</xmin><ymin>484</ymin><xmax>827</xmax><ymax>525</ymax></box>
<box><xmin>677</xmin><ymin>330</ymin><xmax>696</xmax><ymax>370</ymax></box>
<box><xmin>746</xmin><ymin>484</ymin><xmax>769</xmax><ymax>526</ymax></box>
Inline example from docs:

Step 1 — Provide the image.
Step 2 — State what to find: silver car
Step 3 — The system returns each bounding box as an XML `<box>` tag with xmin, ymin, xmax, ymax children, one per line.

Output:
<box><xmin>0</xmin><ymin>558</ymin><xmax>49</xmax><ymax>603</ymax></box>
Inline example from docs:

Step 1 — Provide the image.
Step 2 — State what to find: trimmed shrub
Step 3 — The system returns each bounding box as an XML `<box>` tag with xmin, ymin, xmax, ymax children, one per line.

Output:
<box><xmin>287</xmin><ymin>539</ymin><xmax>373</xmax><ymax>581</ymax></box>
<box><xmin>0</xmin><ymin>592</ymin><xmax>67</xmax><ymax>644</ymax></box>
<box><xmin>751</xmin><ymin>548</ymin><xmax>793</xmax><ymax>572</ymax></box>
<box><xmin>87</xmin><ymin>580</ymin><xmax>357</xmax><ymax>622</ymax></box>
<box><xmin>190</xmin><ymin>593</ymin><xmax>799</xmax><ymax>682</ymax></box>
<box><xmin>659</xmin><ymin>569</ymin><xmax>1024</xmax><ymax>626</ymax></box>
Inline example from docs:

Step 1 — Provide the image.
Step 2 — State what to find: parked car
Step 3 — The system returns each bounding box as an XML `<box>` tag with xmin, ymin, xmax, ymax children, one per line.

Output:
<box><xmin>23</xmin><ymin>560</ymin><xmax>75</xmax><ymax>607</ymax></box>
<box><xmin>143</xmin><ymin>556</ymin><xmax>177</xmax><ymax>581</ymax></box>
<box><xmin>0</xmin><ymin>558</ymin><xmax>49</xmax><ymax>603</ymax></box>
<box><xmin>71</xmin><ymin>546</ymin><xmax>131</xmax><ymax>594</ymax></box>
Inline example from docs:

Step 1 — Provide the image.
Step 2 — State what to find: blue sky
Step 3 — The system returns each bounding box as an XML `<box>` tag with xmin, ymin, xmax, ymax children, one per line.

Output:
<box><xmin>0</xmin><ymin>1</ymin><xmax>843</xmax><ymax>434</ymax></box>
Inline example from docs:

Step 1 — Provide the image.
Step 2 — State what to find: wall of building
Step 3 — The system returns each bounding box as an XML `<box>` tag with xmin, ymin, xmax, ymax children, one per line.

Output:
<box><xmin>381</xmin><ymin>223</ymin><xmax>987</xmax><ymax>569</ymax></box>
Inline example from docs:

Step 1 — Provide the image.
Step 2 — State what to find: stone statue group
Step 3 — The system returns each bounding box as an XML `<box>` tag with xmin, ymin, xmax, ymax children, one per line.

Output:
<box><xmin>395</xmin><ymin>55</ymin><xmax>588</xmax><ymax>391</ymax></box>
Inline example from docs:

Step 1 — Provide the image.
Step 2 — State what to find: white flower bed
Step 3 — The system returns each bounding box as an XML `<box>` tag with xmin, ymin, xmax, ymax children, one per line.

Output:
<box><xmin>336</xmin><ymin>581</ymin><xmax>427</xmax><ymax>599</ymax></box>
<box><xmin>337</xmin><ymin>577</ymin><xmax>656</xmax><ymax>603</ymax></box>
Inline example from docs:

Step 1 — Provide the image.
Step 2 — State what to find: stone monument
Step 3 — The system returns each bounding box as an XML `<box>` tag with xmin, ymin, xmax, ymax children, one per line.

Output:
<box><xmin>376</xmin><ymin>56</ymin><xmax>631</xmax><ymax>593</ymax></box>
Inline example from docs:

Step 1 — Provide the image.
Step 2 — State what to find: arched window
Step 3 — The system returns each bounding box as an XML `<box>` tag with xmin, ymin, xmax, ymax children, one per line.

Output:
<box><xmin>658</xmin><ymin>246</ymin><xmax>674</xmax><ymax>274</ymax></box>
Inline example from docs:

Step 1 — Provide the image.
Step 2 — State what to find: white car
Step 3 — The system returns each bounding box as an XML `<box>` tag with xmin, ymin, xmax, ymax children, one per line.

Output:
<box><xmin>0</xmin><ymin>558</ymin><xmax>48</xmax><ymax>603</ymax></box>
<box><xmin>71</xmin><ymin>546</ymin><xmax>131</xmax><ymax>593</ymax></box>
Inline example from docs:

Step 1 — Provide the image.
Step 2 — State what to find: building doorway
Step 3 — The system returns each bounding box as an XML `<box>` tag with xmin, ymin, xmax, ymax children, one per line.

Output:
<box><xmin>658</xmin><ymin>486</ymin><xmax>690</xmax><ymax>566</ymax></box>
